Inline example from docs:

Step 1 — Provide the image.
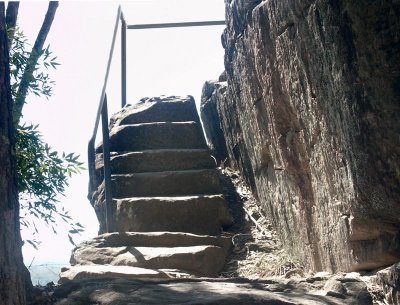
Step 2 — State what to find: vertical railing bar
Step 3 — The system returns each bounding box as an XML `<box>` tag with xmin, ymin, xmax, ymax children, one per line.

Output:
<box><xmin>101</xmin><ymin>94</ymin><xmax>113</xmax><ymax>233</ymax></box>
<box><xmin>121</xmin><ymin>13</ymin><xmax>127</xmax><ymax>108</ymax></box>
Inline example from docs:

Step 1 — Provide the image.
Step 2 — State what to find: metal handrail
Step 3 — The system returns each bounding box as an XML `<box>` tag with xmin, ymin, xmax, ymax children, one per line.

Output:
<box><xmin>128</xmin><ymin>20</ymin><xmax>225</xmax><ymax>30</ymax></box>
<box><xmin>88</xmin><ymin>5</ymin><xmax>226</xmax><ymax>233</ymax></box>
<box><xmin>87</xmin><ymin>6</ymin><xmax>123</xmax><ymax>233</ymax></box>
<box><xmin>89</xmin><ymin>6</ymin><xmax>121</xmax><ymax>146</ymax></box>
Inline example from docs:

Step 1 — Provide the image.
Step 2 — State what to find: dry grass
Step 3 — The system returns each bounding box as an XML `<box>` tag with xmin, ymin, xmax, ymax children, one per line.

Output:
<box><xmin>219</xmin><ymin>167</ymin><xmax>304</xmax><ymax>279</ymax></box>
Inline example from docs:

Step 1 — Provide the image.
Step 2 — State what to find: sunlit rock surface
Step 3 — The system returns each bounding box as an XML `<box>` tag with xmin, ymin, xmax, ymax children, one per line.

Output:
<box><xmin>55</xmin><ymin>274</ymin><xmax>372</xmax><ymax>305</ymax></box>
<box><xmin>201</xmin><ymin>0</ymin><xmax>400</xmax><ymax>272</ymax></box>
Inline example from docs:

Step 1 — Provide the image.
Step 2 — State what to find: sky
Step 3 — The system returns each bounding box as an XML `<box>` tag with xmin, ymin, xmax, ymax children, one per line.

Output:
<box><xmin>17</xmin><ymin>0</ymin><xmax>226</xmax><ymax>266</ymax></box>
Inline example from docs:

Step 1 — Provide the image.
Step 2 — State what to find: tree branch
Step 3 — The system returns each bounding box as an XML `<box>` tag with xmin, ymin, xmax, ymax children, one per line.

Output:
<box><xmin>14</xmin><ymin>1</ymin><xmax>58</xmax><ymax>124</ymax></box>
<box><xmin>6</xmin><ymin>1</ymin><xmax>19</xmax><ymax>48</ymax></box>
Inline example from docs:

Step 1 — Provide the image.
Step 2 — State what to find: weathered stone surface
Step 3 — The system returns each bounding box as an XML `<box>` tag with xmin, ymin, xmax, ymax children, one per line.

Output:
<box><xmin>110</xmin><ymin>169</ymin><xmax>222</xmax><ymax>198</ymax></box>
<box><xmin>96</xmin><ymin>149</ymin><xmax>215</xmax><ymax>175</ymax></box>
<box><xmin>115</xmin><ymin>195</ymin><xmax>233</xmax><ymax>235</ymax></box>
<box><xmin>98</xmin><ymin>122</ymin><xmax>206</xmax><ymax>153</ymax></box>
<box><xmin>71</xmin><ymin>243</ymin><xmax>229</xmax><ymax>277</ymax></box>
<box><xmin>54</xmin><ymin>276</ymin><xmax>372</xmax><ymax>305</ymax></box>
<box><xmin>322</xmin><ymin>275</ymin><xmax>372</xmax><ymax>304</ymax></box>
<box><xmin>200</xmin><ymin>80</ymin><xmax>229</xmax><ymax>162</ymax></box>
<box><xmin>202</xmin><ymin>0</ymin><xmax>400</xmax><ymax>272</ymax></box>
<box><xmin>110</xmin><ymin>95</ymin><xmax>200</xmax><ymax>127</ymax></box>
<box><xmin>59</xmin><ymin>265</ymin><xmax>169</xmax><ymax>284</ymax></box>
<box><xmin>377</xmin><ymin>263</ymin><xmax>400</xmax><ymax>305</ymax></box>
<box><xmin>74</xmin><ymin>232</ymin><xmax>232</xmax><ymax>249</ymax></box>
<box><xmin>69</xmin><ymin>233</ymin><xmax>232</xmax><ymax>276</ymax></box>
<box><xmin>93</xmin><ymin>149</ymin><xmax>216</xmax><ymax>192</ymax></box>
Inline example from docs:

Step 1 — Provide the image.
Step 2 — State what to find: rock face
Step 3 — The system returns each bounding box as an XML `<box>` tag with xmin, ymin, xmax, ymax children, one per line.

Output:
<box><xmin>201</xmin><ymin>0</ymin><xmax>400</xmax><ymax>272</ymax></box>
<box><xmin>200</xmin><ymin>78</ymin><xmax>229</xmax><ymax>163</ymax></box>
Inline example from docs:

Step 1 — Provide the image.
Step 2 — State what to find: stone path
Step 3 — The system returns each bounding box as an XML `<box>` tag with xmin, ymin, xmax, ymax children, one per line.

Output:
<box><xmin>60</xmin><ymin>96</ymin><xmax>233</xmax><ymax>282</ymax></box>
<box><xmin>54</xmin><ymin>275</ymin><xmax>374</xmax><ymax>305</ymax></box>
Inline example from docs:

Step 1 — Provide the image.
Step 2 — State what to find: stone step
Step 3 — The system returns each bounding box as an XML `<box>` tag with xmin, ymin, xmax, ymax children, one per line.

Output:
<box><xmin>75</xmin><ymin>232</ymin><xmax>232</xmax><ymax>249</ymax></box>
<box><xmin>72</xmin><ymin>245</ymin><xmax>230</xmax><ymax>277</ymax></box>
<box><xmin>97</xmin><ymin>122</ymin><xmax>206</xmax><ymax>153</ymax></box>
<box><xmin>96</xmin><ymin>149</ymin><xmax>216</xmax><ymax>175</ymax></box>
<box><xmin>111</xmin><ymin>169</ymin><xmax>222</xmax><ymax>198</ymax></box>
<box><xmin>110</xmin><ymin>95</ymin><xmax>201</xmax><ymax>126</ymax></box>
<box><xmin>70</xmin><ymin>232</ymin><xmax>232</xmax><ymax>278</ymax></box>
<box><xmin>59</xmin><ymin>265</ymin><xmax>170</xmax><ymax>284</ymax></box>
<box><xmin>114</xmin><ymin>195</ymin><xmax>233</xmax><ymax>235</ymax></box>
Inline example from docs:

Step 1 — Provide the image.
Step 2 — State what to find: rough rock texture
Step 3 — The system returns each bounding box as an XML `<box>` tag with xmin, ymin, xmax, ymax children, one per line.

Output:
<box><xmin>54</xmin><ymin>275</ymin><xmax>372</xmax><ymax>305</ymax></box>
<box><xmin>377</xmin><ymin>263</ymin><xmax>400</xmax><ymax>304</ymax></box>
<box><xmin>201</xmin><ymin>0</ymin><xmax>400</xmax><ymax>272</ymax></box>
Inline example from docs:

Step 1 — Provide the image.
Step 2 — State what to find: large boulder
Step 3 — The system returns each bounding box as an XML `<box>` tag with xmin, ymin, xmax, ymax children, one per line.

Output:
<box><xmin>201</xmin><ymin>0</ymin><xmax>400</xmax><ymax>272</ymax></box>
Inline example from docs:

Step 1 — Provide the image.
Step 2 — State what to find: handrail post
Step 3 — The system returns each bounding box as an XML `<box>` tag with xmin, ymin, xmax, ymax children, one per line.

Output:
<box><xmin>121</xmin><ymin>13</ymin><xmax>127</xmax><ymax>108</ymax></box>
<box><xmin>101</xmin><ymin>94</ymin><xmax>113</xmax><ymax>233</ymax></box>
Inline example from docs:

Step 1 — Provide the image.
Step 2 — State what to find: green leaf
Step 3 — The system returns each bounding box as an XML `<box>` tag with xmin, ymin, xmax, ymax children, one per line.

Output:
<box><xmin>68</xmin><ymin>234</ymin><xmax>76</xmax><ymax>247</ymax></box>
<box><xmin>26</xmin><ymin>239</ymin><xmax>39</xmax><ymax>250</ymax></box>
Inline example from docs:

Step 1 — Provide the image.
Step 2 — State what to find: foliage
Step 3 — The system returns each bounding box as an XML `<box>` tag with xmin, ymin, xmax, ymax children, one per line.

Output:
<box><xmin>9</xmin><ymin>27</ymin><xmax>85</xmax><ymax>247</ymax></box>
<box><xmin>9</xmin><ymin>27</ymin><xmax>59</xmax><ymax>120</ymax></box>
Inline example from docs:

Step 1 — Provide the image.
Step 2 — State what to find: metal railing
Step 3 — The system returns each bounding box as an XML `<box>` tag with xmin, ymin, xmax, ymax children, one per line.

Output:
<box><xmin>88</xmin><ymin>5</ymin><xmax>225</xmax><ymax>233</ymax></box>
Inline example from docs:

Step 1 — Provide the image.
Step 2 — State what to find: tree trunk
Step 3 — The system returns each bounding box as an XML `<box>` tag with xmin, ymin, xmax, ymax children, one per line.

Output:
<box><xmin>0</xmin><ymin>2</ymin><xmax>27</xmax><ymax>305</ymax></box>
<box><xmin>14</xmin><ymin>1</ymin><xmax>58</xmax><ymax>123</ymax></box>
<box><xmin>5</xmin><ymin>2</ymin><xmax>19</xmax><ymax>48</ymax></box>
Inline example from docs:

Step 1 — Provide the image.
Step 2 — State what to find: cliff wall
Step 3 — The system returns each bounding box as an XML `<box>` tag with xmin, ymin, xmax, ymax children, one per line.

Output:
<box><xmin>201</xmin><ymin>0</ymin><xmax>400</xmax><ymax>272</ymax></box>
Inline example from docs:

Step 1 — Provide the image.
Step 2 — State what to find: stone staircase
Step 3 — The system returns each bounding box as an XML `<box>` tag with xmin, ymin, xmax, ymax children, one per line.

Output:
<box><xmin>60</xmin><ymin>96</ymin><xmax>233</xmax><ymax>282</ymax></box>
